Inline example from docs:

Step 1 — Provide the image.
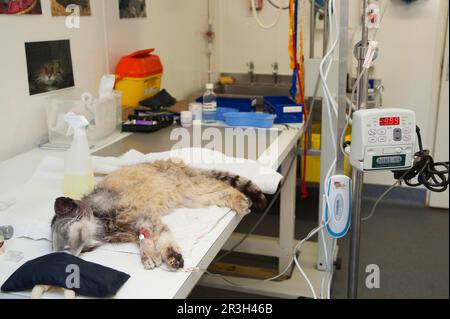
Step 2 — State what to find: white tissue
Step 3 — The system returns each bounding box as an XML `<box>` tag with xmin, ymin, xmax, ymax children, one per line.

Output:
<box><xmin>98</xmin><ymin>74</ymin><xmax>116</xmax><ymax>99</ymax></box>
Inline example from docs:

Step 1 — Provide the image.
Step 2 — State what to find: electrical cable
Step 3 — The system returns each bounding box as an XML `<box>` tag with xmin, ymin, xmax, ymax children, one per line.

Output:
<box><xmin>361</xmin><ymin>173</ymin><xmax>406</xmax><ymax>222</ymax></box>
<box><xmin>267</xmin><ymin>0</ymin><xmax>290</xmax><ymax>10</ymax></box>
<box><xmin>250</xmin><ymin>0</ymin><xmax>287</xmax><ymax>29</ymax></box>
<box><xmin>363</xmin><ymin>127</ymin><xmax>449</xmax><ymax>222</ymax></box>
<box><xmin>395</xmin><ymin>127</ymin><xmax>449</xmax><ymax>193</ymax></box>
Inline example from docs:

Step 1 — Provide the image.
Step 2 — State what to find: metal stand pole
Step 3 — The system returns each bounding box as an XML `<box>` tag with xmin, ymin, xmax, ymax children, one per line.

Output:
<box><xmin>348</xmin><ymin>0</ymin><xmax>370</xmax><ymax>299</ymax></box>
<box><xmin>310</xmin><ymin>0</ymin><xmax>316</xmax><ymax>59</ymax></box>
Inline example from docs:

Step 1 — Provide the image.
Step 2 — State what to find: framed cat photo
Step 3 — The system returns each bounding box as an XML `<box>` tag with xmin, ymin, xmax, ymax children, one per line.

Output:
<box><xmin>119</xmin><ymin>0</ymin><xmax>147</xmax><ymax>19</ymax></box>
<box><xmin>25</xmin><ymin>40</ymin><xmax>75</xmax><ymax>96</ymax></box>
<box><xmin>0</xmin><ymin>0</ymin><xmax>42</xmax><ymax>15</ymax></box>
<box><xmin>51</xmin><ymin>0</ymin><xmax>91</xmax><ymax>17</ymax></box>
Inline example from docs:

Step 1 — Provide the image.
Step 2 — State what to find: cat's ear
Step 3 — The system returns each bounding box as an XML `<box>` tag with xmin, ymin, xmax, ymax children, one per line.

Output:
<box><xmin>54</xmin><ymin>197</ymin><xmax>78</xmax><ymax>217</ymax></box>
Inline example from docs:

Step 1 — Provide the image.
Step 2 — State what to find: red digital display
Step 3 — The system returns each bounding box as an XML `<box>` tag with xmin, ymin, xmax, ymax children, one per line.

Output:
<box><xmin>379</xmin><ymin>117</ymin><xmax>400</xmax><ymax>126</ymax></box>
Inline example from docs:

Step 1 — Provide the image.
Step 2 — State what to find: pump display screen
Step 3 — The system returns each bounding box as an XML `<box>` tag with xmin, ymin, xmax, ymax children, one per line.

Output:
<box><xmin>379</xmin><ymin>117</ymin><xmax>400</xmax><ymax>126</ymax></box>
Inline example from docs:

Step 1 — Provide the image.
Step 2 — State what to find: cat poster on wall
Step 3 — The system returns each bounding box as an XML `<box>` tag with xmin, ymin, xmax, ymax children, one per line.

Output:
<box><xmin>50</xmin><ymin>0</ymin><xmax>91</xmax><ymax>17</ymax></box>
<box><xmin>25</xmin><ymin>40</ymin><xmax>75</xmax><ymax>96</ymax></box>
<box><xmin>119</xmin><ymin>0</ymin><xmax>147</xmax><ymax>19</ymax></box>
<box><xmin>0</xmin><ymin>0</ymin><xmax>42</xmax><ymax>15</ymax></box>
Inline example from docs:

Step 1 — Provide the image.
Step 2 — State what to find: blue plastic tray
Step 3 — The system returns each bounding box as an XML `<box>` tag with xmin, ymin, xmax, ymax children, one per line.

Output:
<box><xmin>223</xmin><ymin>112</ymin><xmax>276</xmax><ymax>128</ymax></box>
<box><xmin>196</xmin><ymin>96</ymin><xmax>256</xmax><ymax>112</ymax></box>
<box><xmin>263</xmin><ymin>96</ymin><xmax>304</xmax><ymax>124</ymax></box>
<box><xmin>215</xmin><ymin>107</ymin><xmax>239</xmax><ymax>122</ymax></box>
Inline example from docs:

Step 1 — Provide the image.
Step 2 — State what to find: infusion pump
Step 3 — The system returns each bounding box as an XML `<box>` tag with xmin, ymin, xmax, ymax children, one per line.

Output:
<box><xmin>350</xmin><ymin>108</ymin><xmax>416</xmax><ymax>172</ymax></box>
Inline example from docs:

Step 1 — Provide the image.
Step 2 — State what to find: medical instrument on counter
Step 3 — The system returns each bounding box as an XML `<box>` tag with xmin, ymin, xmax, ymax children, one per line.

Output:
<box><xmin>0</xmin><ymin>226</ymin><xmax>13</xmax><ymax>256</ymax></box>
<box><xmin>0</xmin><ymin>226</ymin><xmax>14</xmax><ymax>240</ymax></box>
<box><xmin>63</xmin><ymin>113</ymin><xmax>94</xmax><ymax>200</ymax></box>
<box><xmin>202</xmin><ymin>83</ymin><xmax>217</xmax><ymax>124</ymax></box>
<box><xmin>180</xmin><ymin>111</ymin><xmax>193</xmax><ymax>128</ymax></box>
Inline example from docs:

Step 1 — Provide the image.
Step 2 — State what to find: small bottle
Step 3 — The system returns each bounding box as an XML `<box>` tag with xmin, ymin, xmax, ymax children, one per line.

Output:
<box><xmin>0</xmin><ymin>226</ymin><xmax>14</xmax><ymax>240</ymax></box>
<box><xmin>202</xmin><ymin>83</ymin><xmax>217</xmax><ymax>123</ymax></box>
<box><xmin>64</xmin><ymin>113</ymin><xmax>94</xmax><ymax>199</ymax></box>
<box><xmin>0</xmin><ymin>234</ymin><xmax>5</xmax><ymax>255</ymax></box>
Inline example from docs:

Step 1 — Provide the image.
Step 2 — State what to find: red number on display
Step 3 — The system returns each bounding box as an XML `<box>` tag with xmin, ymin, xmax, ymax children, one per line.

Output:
<box><xmin>379</xmin><ymin>117</ymin><xmax>400</xmax><ymax>126</ymax></box>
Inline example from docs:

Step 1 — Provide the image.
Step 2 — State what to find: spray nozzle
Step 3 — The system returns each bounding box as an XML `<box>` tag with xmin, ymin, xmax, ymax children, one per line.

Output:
<box><xmin>64</xmin><ymin>112</ymin><xmax>89</xmax><ymax>136</ymax></box>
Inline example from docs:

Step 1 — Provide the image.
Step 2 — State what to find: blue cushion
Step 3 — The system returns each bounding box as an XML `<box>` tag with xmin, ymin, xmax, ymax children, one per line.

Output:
<box><xmin>1</xmin><ymin>252</ymin><xmax>130</xmax><ymax>298</ymax></box>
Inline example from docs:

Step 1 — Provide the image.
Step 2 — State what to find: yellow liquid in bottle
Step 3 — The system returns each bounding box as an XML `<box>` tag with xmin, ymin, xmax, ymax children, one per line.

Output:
<box><xmin>64</xmin><ymin>173</ymin><xmax>95</xmax><ymax>199</ymax></box>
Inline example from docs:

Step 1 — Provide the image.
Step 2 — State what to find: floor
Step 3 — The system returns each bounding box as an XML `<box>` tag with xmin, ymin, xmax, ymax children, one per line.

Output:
<box><xmin>188</xmin><ymin>185</ymin><xmax>449</xmax><ymax>299</ymax></box>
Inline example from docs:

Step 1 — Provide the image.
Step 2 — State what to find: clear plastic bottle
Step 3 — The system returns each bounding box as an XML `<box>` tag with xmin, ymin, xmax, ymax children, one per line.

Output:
<box><xmin>202</xmin><ymin>83</ymin><xmax>217</xmax><ymax>123</ymax></box>
<box><xmin>63</xmin><ymin>113</ymin><xmax>94</xmax><ymax>199</ymax></box>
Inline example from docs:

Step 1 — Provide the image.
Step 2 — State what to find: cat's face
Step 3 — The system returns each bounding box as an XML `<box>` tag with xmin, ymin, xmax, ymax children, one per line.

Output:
<box><xmin>35</xmin><ymin>60</ymin><xmax>64</xmax><ymax>87</ymax></box>
<box><xmin>51</xmin><ymin>197</ymin><xmax>96</xmax><ymax>254</ymax></box>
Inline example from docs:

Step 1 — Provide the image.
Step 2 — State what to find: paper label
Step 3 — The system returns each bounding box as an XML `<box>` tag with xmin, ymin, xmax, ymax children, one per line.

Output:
<box><xmin>283</xmin><ymin>106</ymin><xmax>303</xmax><ymax>113</ymax></box>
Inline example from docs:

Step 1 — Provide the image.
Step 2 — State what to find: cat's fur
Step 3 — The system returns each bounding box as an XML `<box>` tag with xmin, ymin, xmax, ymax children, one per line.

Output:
<box><xmin>51</xmin><ymin>159</ymin><xmax>267</xmax><ymax>270</ymax></box>
<box><xmin>35</xmin><ymin>59</ymin><xmax>65</xmax><ymax>92</ymax></box>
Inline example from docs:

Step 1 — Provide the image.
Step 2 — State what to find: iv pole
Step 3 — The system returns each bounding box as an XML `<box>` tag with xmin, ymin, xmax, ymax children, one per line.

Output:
<box><xmin>348</xmin><ymin>0</ymin><xmax>370</xmax><ymax>299</ymax></box>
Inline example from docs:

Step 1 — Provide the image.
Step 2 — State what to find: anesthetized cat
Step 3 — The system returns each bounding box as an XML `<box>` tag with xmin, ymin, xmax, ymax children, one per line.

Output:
<box><xmin>51</xmin><ymin>159</ymin><xmax>267</xmax><ymax>271</ymax></box>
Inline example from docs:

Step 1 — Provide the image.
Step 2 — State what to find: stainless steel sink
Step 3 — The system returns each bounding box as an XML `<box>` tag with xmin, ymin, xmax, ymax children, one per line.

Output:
<box><xmin>187</xmin><ymin>73</ymin><xmax>293</xmax><ymax>106</ymax></box>
<box><xmin>214</xmin><ymin>84</ymin><xmax>291</xmax><ymax>97</ymax></box>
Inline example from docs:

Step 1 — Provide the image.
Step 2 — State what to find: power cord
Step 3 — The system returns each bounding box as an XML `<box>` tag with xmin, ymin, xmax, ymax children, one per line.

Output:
<box><xmin>267</xmin><ymin>0</ymin><xmax>290</xmax><ymax>10</ymax></box>
<box><xmin>363</xmin><ymin>126</ymin><xmax>449</xmax><ymax>222</ymax></box>
<box><xmin>393</xmin><ymin>126</ymin><xmax>449</xmax><ymax>193</ymax></box>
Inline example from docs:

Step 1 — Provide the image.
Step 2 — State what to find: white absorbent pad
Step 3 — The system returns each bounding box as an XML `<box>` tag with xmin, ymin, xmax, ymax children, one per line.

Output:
<box><xmin>92</xmin><ymin>147</ymin><xmax>282</xmax><ymax>194</ymax></box>
<box><xmin>0</xmin><ymin>149</ymin><xmax>282</xmax><ymax>262</ymax></box>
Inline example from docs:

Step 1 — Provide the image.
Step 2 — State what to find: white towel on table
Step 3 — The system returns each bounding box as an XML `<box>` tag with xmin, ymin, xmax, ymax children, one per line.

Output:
<box><xmin>92</xmin><ymin>147</ymin><xmax>282</xmax><ymax>194</ymax></box>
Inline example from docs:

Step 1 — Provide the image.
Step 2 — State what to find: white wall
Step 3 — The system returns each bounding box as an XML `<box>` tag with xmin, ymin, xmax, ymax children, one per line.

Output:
<box><xmin>0</xmin><ymin>0</ymin><xmax>209</xmax><ymax>162</ymax></box>
<box><xmin>0</xmin><ymin>0</ymin><xmax>109</xmax><ymax>162</ymax></box>
<box><xmin>215</xmin><ymin>0</ymin><xmax>334</xmax><ymax>75</ymax></box>
<box><xmin>215</xmin><ymin>0</ymin><xmax>449</xmax><ymax>186</ymax></box>
<box><xmin>358</xmin><ymin>0</ymin><xmax>448</xmax><ymax>185</ymax></box>
<box><xmin>104</xmin><ymin>0</ymin><xmax>209</xmax><ymax>100</ymax></box>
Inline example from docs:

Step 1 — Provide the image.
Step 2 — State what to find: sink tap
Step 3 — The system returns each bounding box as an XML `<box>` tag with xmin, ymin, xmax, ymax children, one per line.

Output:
<box><xmin>272</xmin><ymin>62</ymin><xmax>279</xmax><ymax>86</ymax></box>
<box><xmin>247</xmin><ymin>61</ymin><xmax>255</xmax><ymax>85</ymax></box>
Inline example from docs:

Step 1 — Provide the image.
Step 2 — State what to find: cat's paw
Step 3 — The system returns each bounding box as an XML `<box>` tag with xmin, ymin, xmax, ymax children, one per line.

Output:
<box><xmin>231</xmin><ymin>193</ymin><xmax>251</xmax><ymax>215</ymax></box>
<box><xmin>165</xmin><ymin>247</ymin><xmax>184</xmax><ymax>271</ymax></box>
<box><xmin>141</xmin><ymin>252</ymin><xmax>162</xmax><ymax>270</ymax></box>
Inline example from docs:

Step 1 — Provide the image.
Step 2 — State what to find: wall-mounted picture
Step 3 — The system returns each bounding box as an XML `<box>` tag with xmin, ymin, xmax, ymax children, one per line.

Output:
<box><xmin>51</xmin><ymin>0</ymin><xmax>91</xmax><ymax>17</ymax></box>
<box><xmin>0</xmin><ymin>0</ymin><xmax>42</xmax><ymax>15</ymax></box>
<box><xmin>25</xmin><ymin>40</ymin><xmax>75</xmax><ymax>96</ymax></box>
<box><xmin>119</xmin><ymin>0</ymin><xmax>147</xmax><ymax>19</ymax></box>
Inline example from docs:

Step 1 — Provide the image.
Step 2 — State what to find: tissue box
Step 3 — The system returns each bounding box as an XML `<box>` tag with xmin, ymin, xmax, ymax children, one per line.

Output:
<box><xmin>45</xmin><ymin>91</ymin><xmax>122</xmax><ymax>146</ymax></box>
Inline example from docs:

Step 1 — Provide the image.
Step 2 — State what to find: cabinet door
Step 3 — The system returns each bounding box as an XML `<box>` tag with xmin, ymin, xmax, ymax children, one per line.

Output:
<box><xmin>429</xmin><ymin>19</ymin><xmax>449</xmax><ymax>209</ymax></box>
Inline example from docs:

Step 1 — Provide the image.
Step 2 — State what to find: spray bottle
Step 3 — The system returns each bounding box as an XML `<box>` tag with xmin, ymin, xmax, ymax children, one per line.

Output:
<box><xmin>63</xmin><ymin>113</ymin><xmax>94</xmax><ymax>199</ymax></box>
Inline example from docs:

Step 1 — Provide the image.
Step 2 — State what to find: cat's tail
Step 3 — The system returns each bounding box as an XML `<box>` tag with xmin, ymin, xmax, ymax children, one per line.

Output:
<box><xmin>209</xmin><ymin>170</ymin><xmax>268</xmax><ymax>210</ymax></box>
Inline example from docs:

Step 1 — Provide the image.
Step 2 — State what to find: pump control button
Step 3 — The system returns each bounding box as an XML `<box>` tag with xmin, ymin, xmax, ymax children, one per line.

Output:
<box><xmin>378</xmin><ymin>136</ymin><xmax>386</xmax><ymax>143</ymax></box>
<box><xmin>393</xmin><ymin>128</ymin><xmax>402</xmax><ymax>142</ymax></box>
<box><xmin>368</xmin><ymin>129</ymin><xmax>377</xmax><ymax>135</ymax></box>
<box><xmin>378</xmin><ymin>129</ymin><xmax>386</xmax><ymax>135</ymax></box>
<box><xmin>368</xmin><ymin>137</ymin><xmax>377</xmax><ymax>143</ymax></box>
<box><xmin>403</xmin><ymin>128</ymin><xmax>411</xmax><ymax>134</ymax></box>
<box><xmin>403</xmin><ymin>135</ymin><xmax>412</xmax><ymax>141</ymax></box>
